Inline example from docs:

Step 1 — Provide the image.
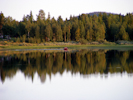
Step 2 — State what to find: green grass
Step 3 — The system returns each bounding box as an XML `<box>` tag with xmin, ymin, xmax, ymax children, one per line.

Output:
<box><xmin>0</xmin><ymin>44</ymin><xmax>133</xmax><ymax>50</ymax></box>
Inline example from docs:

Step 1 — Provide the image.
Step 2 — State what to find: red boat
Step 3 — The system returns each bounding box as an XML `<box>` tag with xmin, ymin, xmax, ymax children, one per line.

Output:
<box><xmin>64</xmin><ymin>47</ymin><xmax>68</xmax><ymax>51</ymax></box>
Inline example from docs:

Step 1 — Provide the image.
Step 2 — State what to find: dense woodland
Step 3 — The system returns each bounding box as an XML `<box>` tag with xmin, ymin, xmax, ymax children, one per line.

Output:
<box><xmin>0</xmin><ymin>50</ymin><xmax>133</xmax><ymax>83</ymax></box>
<box><xmin>0</xmin><ymin>10</ymin><xmax>133</xmax><ymax>43</ymax></box>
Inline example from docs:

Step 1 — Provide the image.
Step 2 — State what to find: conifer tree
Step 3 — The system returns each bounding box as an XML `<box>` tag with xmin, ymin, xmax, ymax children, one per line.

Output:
<box><xmin>29</xmin><ymin>11</ymin><xmax>34</xmax><ymax>23</ymax></box>
<box><xmin>45</xmin><ymin>24</ymin><xmax>53</xmax><ymax>41</ymax></box>
<box><xmin>86</xmin><ymin>30</ymin><xmax>90</xmax><ymax>41</ymax></box>
<box><xmin>66</xmin><ymin>22</ymin><xmax>71</xmax><ymax>41</ymax></box>
<box><xmin>99</xmin><ymin>24</ymin><xmax>106</xmax><ymax>40</ymax></box>
<box><xmin>52</xmin><ymin>23</ymin><xmax>57</xmax><ymax>41</ymax></box>
<box><xmin>38</xmin><ymin>9</ymin><xmax>45</xmax><ymax>20</ymax></box>
<box><xmin>22</xmin><ymin>15</ymin><xmax>27</xmax><ymax>23</ymax></box>
<box><xmin>58</xmin><ymin>16</ymin><xmax>64</xmax><ymax>25</ymax></box>
<box><xmin>118</xmin><ymin>25</ymin><xmax>129</xmax><ymax>40</ymax></box>
<box><xmin>22</xmin><ymin>34</ymin><xmax>26</xmax><ymax>42</ymax></box>
<box><xmin>35</xmin><ymin>25</ymin><xmax>40</xmax><ymax>39</ymax></box>
<box><xmin>98</xmin><ymin>13</ymin><xmax>103</xmax><ymax>24</ymax></box>
<box><xmin>92</xmin><ymin>23</ymin><xmax>99</xmax><ymax>41</ymax></box>
<box><xmin>56</xmin><ymin>25</ymin><xmax>63</xmax><ymax>41</ymax></box>
<box><xmin>75</xmin><ymin>27</ymin><xmax>80</xmax><ymax>41</ymax></box>
<box><xmin>25</xmin><ymin>20</ymin><xmax>31</xmax><ymax>38</ymax></box>
<box><xmin>46</xmin><ymin>12</ymin><xmax>51</xmax><ymax>24</ymax></box>
<box><xmin>80</xmin><ymin>21</ymin><xmax>85</xmax><ymax>39</ymax></box>
<box><xmin>0</xmin><ymin>12</ymin><xmax>4</xmax><ymax>34</ymax></box>
<box><xmin>62</xmin><ymin>24</ymin><xmax>67</xmax><ymax>42</ymax></box>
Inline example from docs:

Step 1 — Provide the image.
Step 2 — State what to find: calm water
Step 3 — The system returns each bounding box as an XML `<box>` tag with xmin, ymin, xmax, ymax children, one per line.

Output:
<box><xmin>0</xmin><ymin>49</ymin><xmax>133</xmax><ymax>100</ymax></box>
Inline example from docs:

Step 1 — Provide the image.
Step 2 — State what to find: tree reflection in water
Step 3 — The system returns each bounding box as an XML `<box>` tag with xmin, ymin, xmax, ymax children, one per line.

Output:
<box><xmin>0</xmin><ymin>49</ymin><xmax>133</xmax><ymax>83</ymax></box>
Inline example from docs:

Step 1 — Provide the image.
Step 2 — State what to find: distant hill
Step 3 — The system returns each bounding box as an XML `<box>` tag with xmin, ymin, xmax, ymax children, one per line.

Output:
<box><xmin>79</xmin><ymin>12</ymin><xmax>124</xmax><ymax>16</ymax></box>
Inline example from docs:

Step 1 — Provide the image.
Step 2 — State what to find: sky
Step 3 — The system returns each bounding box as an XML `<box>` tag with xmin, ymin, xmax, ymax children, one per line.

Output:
<box><xmin>0</xmin><ymin>0</ymin><xmax>133</xmax><ymax>21</ymax></box>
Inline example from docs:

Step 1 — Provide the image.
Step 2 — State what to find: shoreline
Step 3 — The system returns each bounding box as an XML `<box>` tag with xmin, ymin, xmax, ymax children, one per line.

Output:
<box><xmin>0</xmin><ymin>44</ymin><xmax>133</xmax><ymax>51</ymax></box>
<box><xmin>0</xmin><ymin>40</ymin><xmax>133</xmax><ymax>50</ymax></box>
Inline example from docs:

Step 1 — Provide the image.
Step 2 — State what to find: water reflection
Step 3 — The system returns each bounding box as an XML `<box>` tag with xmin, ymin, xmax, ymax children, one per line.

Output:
<box><xmin>0</xmin><ymin>49</ymin><xmax>133</xmax><ymax>83</ymax></box>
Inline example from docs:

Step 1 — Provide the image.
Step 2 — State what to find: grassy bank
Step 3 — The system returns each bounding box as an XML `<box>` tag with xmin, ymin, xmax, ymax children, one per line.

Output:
<box><xmin>0</xmin><ymin>40</ymin><xmax>133</xmax><ymax>50</ymax></box>
<box><xmin>0</xmin><ymin>44</ymin><xmax>133</xmax><ymax>51</ymax></box>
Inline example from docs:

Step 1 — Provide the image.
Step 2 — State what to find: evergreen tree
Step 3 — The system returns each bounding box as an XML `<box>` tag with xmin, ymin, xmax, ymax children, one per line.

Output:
<box><xmin>38</xmin><ymin>9</ymin><xmax>45</xmax><ymax>20</ymax></box>
<box><xmin>56</xmin><ymin>25</ymin><xmax>63</xmax><ymax>41</ymax></box>
<box><xmin>45</xmin><ymin>24</ymin><xmax>53</xmax><ymax>41</ymax></box>
<box><xmin>58</xmin><ymin>16</ymin><xmax>64</xmax><ymax>25</ymax></box>
<box><xmin>25</xmin><ymin>20</ymin><xmax>31</xmax><ymax>38</ymax></box>
<box><xmin>0</xmin><ymin>12</ymin><xmax>4</xmax><ymax>34</ymax></box>
<box><xmin>80</xmin><ymin>21</ymin><xmax>85</xmax><ymax>39</ymax></box>
<box><xmin>127</xmin><ymin>25</ymin><xmax>133</xmax><ymax>40</ymax></box>
<box><xmin>119</xmin><ymin>14</ymin><xmax>122</xmax><ymax>23</ymax></box>
<box><xmin>51</xmin><ymin>17</ymin><xmax>56</xmax><ymax>24</ymax></box>
<box><xmin>66</xmin><ymin>22</ymin><xmax>71</xmax><ymax>41</ymax></box>
<box><xmin>62</xmin><ymin>24</ymin><xmax>67</xmax><ymax>42</ymax></box>
<box><xmin>86</xmin><ymin>30</ymin><xmax>90</xmax><ymax>41</ymax></box>
<box><xmin>35</xmin><ymin>25</ymin><xmax>40</xmax><ymax>39</ymax></box>
<box><xmin>52</xmin><ymin>23</ymin><xmax>57</xmax><ymax>41</ymax></box>
<box><xmin>110</xmin><ymin>23</ymin><xmax>120</xmax><ymax>41</ymax></box>
<box><xmin>118</xmin><ymin>25</ymin><xmax>129</xmax><ymax>40</ymax></box>
<box><xmin>46</xmin><ymin>12</ymin><xmax>51</xmax><ymax>24</ymax></box>
<box><xmin>39</xmin><ymin>22</ymin><xmax>45</xmax><ymax>40</ymax></box>
<box><xmin>75</xmin><ymin>27</ymin><xmax>80</xmax><ymax>41</ymax></box>
<box><xmin>2</xmin><ymin>16</ymin><xmax>19</xmax><ymax>37</ymax></box>
<box><xmin>1</xmin><ymin>11</ymin><xmax>133</xmax><ymax>42</ymax></box>
<box><xmin>18</xmin><ymin>22</ymin><xmax>26</xmax><ymax>36</ymax></box>
<box><xmin>71</xmin><ymin>17</ymin><xmax>78</xmax><ymax>40</ymax></box>
<box><xmin>22</xmin><ymin>34</ymin><xmax>26</xmax><ymax>42</ymax></box>
<box><xmin>29</xmin><ymin>11</ymin><xmax>34</xmax><ymax>23</ymax></box>
<box><xmin>22</xmin><ymin>15</ymin><xmax>27</xmax><ymax>23</ymax></box>
<box><xmin>100</xmin><ymin>24</ymin><xmax>106</xmax><ymax>40</ymax></box>
<box><xmin>92</xmin><ymin>23</ymin><xmax>99</xmax><ymax>41</ymax></box>
<box><xmin>98</xmin><ymin>13</ymin><xmax>103</xmax><ymax>24</ymax></box>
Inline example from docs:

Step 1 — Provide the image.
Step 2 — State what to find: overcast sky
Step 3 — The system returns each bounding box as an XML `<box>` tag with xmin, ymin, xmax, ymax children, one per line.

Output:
<box><xmin>0</xmin><ymin>0</ymin><xmax>133</xmax><ymax>21</ymax></box>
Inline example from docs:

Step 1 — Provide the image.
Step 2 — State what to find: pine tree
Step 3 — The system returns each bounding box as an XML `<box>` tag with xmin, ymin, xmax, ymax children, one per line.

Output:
<box><xmin>18</xmin><ymin>22</ymin><xmax>26</xmax><ymax>36</ymax></box>
<box><xmin>22</xmin><ymin>15</ymin><xmax>27</xmax><ymax>23</ymax></box>
<box><xmin>99</xmin><ymin>24</ymin><xmax>106</xmax><ymax>40</ymax></box>
<box><xmin>86</xmin><ymin>30</ymin><xmax>90</xmax><ymax>41</ymax></box>
<box><xmin>92</xmin><ymin>23</ymin><xmax>98</xmax><ymax>41</ymax></box>
<box><xmin>80</xmin><ymin>21</ymin><xmax>85</xmax><ymax>39</ymax></box>
<box><xmin>119</xmin><ymin>14</ymin><xmax>122</xmax><ymax>23</ymax></box>
<box><xmin>89</xmin><ymin>28</ymin><xmax>93</xmax><ymax>41</ymax></box>
<box><xmin>66</xmin><ymin>22</ymin><xmax>71</xmax><ymax>41</ymax></box>
<box><xmin>62</xmin><ymin>24</ymin><xmax>67</xmax><ymax>42</ymax></box>
<box><xmin>51</xmin><ymin>17</ymin><xmax>56</xmax><ymax>24</ymax></box>
<box><xmin>110</xmin><ymin>23</ymin><xmax>120</xmax><ymax>41</ymax></box>
<box><xmin>98</xmin><ymin>13</ymin><xmax>103</xmax><ymax>24</ymax></box>
<box><xmin>46</xmin><ymin>12</ymin><xmax>51</xmax><ymax>24</ymax></box>
<box><xmin>38</xmin><ymin>9</ymin><xmax>45</xmax><ymax>20</ymax></box>
<box><xmin>0</xmin><ymin>12</ymin><xmax>4</xmax><ymax>34</ymax></box>
<box><xmin>56</xmin><ymin>25</ymin><xmax>63</xmax><ymax>41</ymax></box>
<box><xmin>58</xmin><ymin>16</ymin><xmax>64</xmax><ymax>25</ymax></box>
<box><xmin>29</xmin><ymin>11</ymin><xmax>34</xmax><ymax>23</ymax></box>
<box><xmin>35</xmin><ymin>25</ymin><xmax>40</xmax><ymax>39</ymax></box>
<box><xmin>45</xmin><ymin>24</ymin><xmax>53</xmax><ymax>41</ymax></box>
<box><xmin>52</xmin><ymin>23</ymin><xmax>57</xmax><ymax>41</ymax></box>
<box><xmin>127</xmin><ymin>25</ymin><xmax>133</xmax><ymax>40</ymax></box>
<box><xmin>118</xmin><ymin>25</ymin><xmax>129</xmax><ymax>40</ymax></box>
<box><xmin>75</xmin><ymin>27</ymin><xmax>80</xmax><ymax>41</ymax></box>
<box><xmin>22</xmin><ymin>34</ymin><xmax>26</xmax><ymax>42</ymax></box>
<box><xmin>39</xmin><ymin>22</ymin><xmax>45</xmax><ymax>40</ymax></box>
<box><xmin>25</xmin><ymin>20</ymin><xmax>31</xmax><ymax>38</ymax></box>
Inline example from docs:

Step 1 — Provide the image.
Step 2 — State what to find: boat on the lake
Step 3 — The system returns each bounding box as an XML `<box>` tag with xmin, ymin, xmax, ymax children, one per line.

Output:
<box><xmin>64</xmin><ymin>47</ymin><xmax>68</xmax><ymax>51</ymax></box>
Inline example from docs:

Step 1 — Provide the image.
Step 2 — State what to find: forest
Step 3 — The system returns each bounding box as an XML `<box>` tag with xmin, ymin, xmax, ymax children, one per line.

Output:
<box><xmin>0</xmin><ymin>50</ymin><xmax>133</xmax><ymax>83</ymax></box>
<box><xmin>0</xmin><ymin>10</ymin><xmax>133</xmax><ymax>43</ymax></box>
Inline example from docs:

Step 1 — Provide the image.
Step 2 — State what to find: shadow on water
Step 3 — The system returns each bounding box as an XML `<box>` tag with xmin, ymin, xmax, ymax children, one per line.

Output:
<box><xmin>0</xmin><ymin>49</ymin><xmax>133</xmax><ymax>83</ymax></box>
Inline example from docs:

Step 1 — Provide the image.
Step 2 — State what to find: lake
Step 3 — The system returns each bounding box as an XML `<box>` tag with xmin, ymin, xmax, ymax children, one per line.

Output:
<box><xmin>0</xmin><ymin>49</ymin><xmax>133</xmax><ymax>100</ymax></box>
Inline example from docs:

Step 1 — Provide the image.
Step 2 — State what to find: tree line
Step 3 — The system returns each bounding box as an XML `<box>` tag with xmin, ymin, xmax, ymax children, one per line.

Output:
<box><xmin>0</xmin><ymin>50</ymin><xmax>133</xmax><ymax>83</ymax></box>
<box><xmin>0</xmin><ymin>10</ymin><xmax>133</xmax><ymax>43</ymax></box>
